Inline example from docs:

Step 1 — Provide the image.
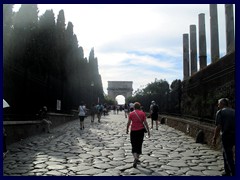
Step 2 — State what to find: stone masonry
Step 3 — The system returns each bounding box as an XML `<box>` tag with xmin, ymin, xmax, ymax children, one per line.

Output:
<box><xmin>4</xmin><ymin>111</ymin><xmax>224</xmax><ymax>176</ymax></box>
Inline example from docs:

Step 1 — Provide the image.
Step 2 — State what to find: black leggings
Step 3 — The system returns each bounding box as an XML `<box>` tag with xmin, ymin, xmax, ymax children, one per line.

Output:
<box><xmin>130</xmin><ymin>129</ymin><xmax>145</xmax><ymax>154</ymax></box>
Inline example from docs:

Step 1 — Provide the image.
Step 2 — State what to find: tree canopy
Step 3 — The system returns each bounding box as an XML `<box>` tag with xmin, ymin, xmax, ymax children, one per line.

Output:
<box><xmin>128</xmin><ymin>78</ymin><xmax>182</xmax><ymax>114</ymax></box>
<box><xmin>3</xmin><ymin>4</ymin><xmax>104</xmax><ymax>117</ymax></box>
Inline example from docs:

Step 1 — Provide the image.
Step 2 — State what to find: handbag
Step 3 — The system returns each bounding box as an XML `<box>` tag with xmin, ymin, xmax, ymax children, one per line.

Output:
<box><xmin>134</xmin><ymin>111</ymin><xmax>148</xmax><ymax>133</ymax></box>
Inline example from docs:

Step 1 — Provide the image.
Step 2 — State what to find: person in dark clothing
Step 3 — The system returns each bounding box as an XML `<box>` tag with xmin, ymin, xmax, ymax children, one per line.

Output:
<box><xmin>90</xmin><ymin>103</ymin><xmax>97</xmax><ymax>122</ymax></box>
<box><xmin>124</xmin><ymin>103</ymin><xmax>129</xmax><ymax>118</ymax></box>
<box><xmin>150</xmin><ymin>101</ymin><xmax>159</xmax><ymax>130</ymax></box>
<box><xmin>212</xmin><ymin>98</ymin><xmax>235</xmax><ymax>176</ymax></box>
<box><xmin>39</xmin><ymin>106</ymin><xmax>52</xmax><ymax>133</ymax></box>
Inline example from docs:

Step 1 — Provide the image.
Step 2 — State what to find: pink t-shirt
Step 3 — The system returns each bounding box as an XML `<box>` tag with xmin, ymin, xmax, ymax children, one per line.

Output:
<box><xmin>129</xmin><ymin>110</ymin><xmax>146</xmax><ymax>131</ymax></box>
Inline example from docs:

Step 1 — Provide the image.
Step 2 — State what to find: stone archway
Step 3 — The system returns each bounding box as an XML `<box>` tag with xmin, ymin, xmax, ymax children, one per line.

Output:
<box><xmin>107</xmin><ymin>81</ymin><xmax>133</xmax><ymax>101</ymax></box>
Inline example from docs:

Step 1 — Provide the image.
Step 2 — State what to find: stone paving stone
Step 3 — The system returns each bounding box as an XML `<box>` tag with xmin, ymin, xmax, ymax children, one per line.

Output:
<box><xmin>58</xmin><ymin>169</ymin><xmax>69</xmax><ymax>174</ymax></box>
<box><xmin>34</xmin><ymin>163</ymin><xmax>48</xmax><ymax>169</ymax></box>
<box><xmin>45</xmin><ymin>170</ymin><xmax>63</xmax><ymax>176</ymax></box>
<box><xmin>186</xmin><ymin>170</ymin><xmax>205</xmax><ymax>176</ymax></box>
<box><xmin>87</xmin><ymin>150</ymin><xmax>102</xmax><ymax>156</ymax></box>
<box><xmin>22</xmin><ymin>172</ymin><xmax>36</xmax><ymax>176</ymax></box>
<box><xmin>47</xmin><ymin>164</ymin><xmax>66</xmax><ymax>170</ymax></box>
<box><xmin>160</xmin><ymin>165</ymin><xmax>179</xmax><ymax>171</ymax></box>
<box><xmin>190</xmin><ymin>166</ymin><xmax>206</xmax><ymax>171</ymax></box>
<box><xmin>207</xmin><ymin>166</ymin><xmax>223</xmax><ymax>171</ymax></box>
<box><xmin>94</xmin><ymin>172</ymin><xmax>120</xmax><ymax>176</ymax></box>
<box><xmin>3</xmin><ymin>111</ymin><xmax>224</xmax><ymax>176</ymax></box>
<box><xmin>115</xmin><ymin>164</ymin><xmax>133</xmax><ymax>171</ymax></box>
<box><xmin>76</xmin><ymin>168</ymin><xmax>104</xmax><ymax>175</ymax></box>
<box><xmin>67</xmin><ymin>158</ymin><xmax>82</xmax><ymax>164</ymax></box>
<box><xmin>152</xmin><ymin>170</ymin><xmax>167</xmax><ymax>176</ymax></box>
<box><xmin>79</xmin><ymin>153</ymin><xmax>93</xmax><ymax>159</ymax></box>
<box><xmin>67</xmin><ymin>165</ymin><xmax>90</xmax><ymax>173</ymax></box>
<box><xmin>10</xmin><ymin>168</ymin><xmax>30</xmax><ymax>174</ymax></box>
<box><xmin>109</xmin><ymin>160</ymin><xmax>126</xmax><ymax>166</ymax></box>
<box><xmin>93</xmin><ymin>163</ymin><xmax>113</xmax><ymax>169</ymax></box>
<box><xmin>177</xmin><ymin>167</ymin><xmax>191</xmax><ymax>174</ymax></box>
<box><xmin>202</xmin><ymin>170</ymin><xmax>222</xmax><ymax>176</ymax></box>
<box><xmin>167</xmin><ymin>161</ymin><xmax>189</xmax><ymax>167</ymax></box>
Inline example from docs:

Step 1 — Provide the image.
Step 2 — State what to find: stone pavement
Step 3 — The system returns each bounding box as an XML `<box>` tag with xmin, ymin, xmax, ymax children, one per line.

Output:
<box><xmin>3</xmin><ymin>111</ymin><xmax>224</xmax><ymax>176</ymax></box>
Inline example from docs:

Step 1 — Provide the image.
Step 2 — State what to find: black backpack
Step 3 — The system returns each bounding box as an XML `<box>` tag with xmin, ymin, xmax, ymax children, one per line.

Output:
<box><xmin>152</xmin><ymin>104</ymin><xmax>159</xmax><ymax>113</ymax></box>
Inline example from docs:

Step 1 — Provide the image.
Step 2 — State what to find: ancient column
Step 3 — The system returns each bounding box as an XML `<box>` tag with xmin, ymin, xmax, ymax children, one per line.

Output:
<box><xmin>190</xmin><ymin>25</ymin><xmax>197</xmax><ymax>75</ymax></box>
<box><xmin>210</xmin><ymin>4</ymin><xmax>220</xmax><ymax>63</ymax></box>
<box><xmin>198</xmin><ymin>13</ymin><xmax>207</xmax><ymax>70</ymax></box>
<box><xmin>183</xmin><ymin>34</ymin><xmax>189</xmax><ymax>80</ymax></box>
<box><xmin>225</xmin><ymin>4</ymin><xmax>235</xmax><ymax>54</ymax></box>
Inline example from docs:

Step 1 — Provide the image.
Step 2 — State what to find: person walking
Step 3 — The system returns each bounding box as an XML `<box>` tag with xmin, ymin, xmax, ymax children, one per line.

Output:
<box><xmin>116</xmin><ymin>105</ymin><xmax>120</xmax><ymax>114</ymax></box>
<box><xmin>126</xmin><ymin>102</ymin><xmax>150</xmax><ymax>168</ymax></box>
<box><xmin>212</xmin><ymin>98</ymin><xmax>235</xmax><ymax>176</ymax></box>
<box><xmin>90</xmin><ymin>103</ymin><xmax>96</xmax><ymax>123</ymax></box>
<box><xmin>150</xmin><ymin>101</ymin><xmax>159</xmax><ymax>130</ymax></box>
<box><xmin>103</xmin><ymin>104</ymin><xmax>108</xmax><ymax>116</ymax></box>
<box><xmin>96</xmin><ymin>103</ymin><xmax>103</xmax><ymax>123</ymax></box>
<box><xmin>124</xmin><ymin>103</ymin><xmax>129</xmax><ymax>118</ymax></box>
<box><xmin>78</xmin><ymin>102</ymin><xmax>87</xmax><ymax>130</ymax></box>
<box><xmin>129</xmin><ymin>102</ymin><xmax>134</xmax><ymax>112</ymax></box>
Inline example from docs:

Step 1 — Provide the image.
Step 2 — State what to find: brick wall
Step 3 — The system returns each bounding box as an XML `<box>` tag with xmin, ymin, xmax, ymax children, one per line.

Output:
<box><xmin>182</xmin><ymin>51</ymin><xmax>235</xmax><ymax>119</ymax></box>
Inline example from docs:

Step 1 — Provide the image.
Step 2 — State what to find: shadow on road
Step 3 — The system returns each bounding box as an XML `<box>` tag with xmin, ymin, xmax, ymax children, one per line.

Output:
<box><xmin>137</xmin><ymin>166</ymin><xmax>163</xmax><ymax>176</ymax></box>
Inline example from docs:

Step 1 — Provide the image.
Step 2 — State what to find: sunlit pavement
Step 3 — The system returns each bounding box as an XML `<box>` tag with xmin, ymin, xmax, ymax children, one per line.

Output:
<box><xmin>3</xmin><ymin>111</ymin><xmax>223</xmax><ymax>176</ymax></box>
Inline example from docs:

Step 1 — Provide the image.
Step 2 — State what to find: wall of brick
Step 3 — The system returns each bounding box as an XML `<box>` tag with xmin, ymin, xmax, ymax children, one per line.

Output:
<box><xmin>181</xmin><ymin>52</ymin><xmax>235</xmax><ymax>120</ymax></box>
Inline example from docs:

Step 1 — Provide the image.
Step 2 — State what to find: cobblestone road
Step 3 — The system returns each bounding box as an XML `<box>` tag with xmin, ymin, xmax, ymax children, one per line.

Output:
<box><xmin>3</xmin><ymin>111</ymin><xmax>224</xmax><ymax>176</ymax></box>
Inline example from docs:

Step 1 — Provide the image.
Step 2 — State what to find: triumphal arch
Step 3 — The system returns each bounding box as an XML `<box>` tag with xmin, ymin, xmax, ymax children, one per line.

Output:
<box><xmin>107</xmin><ymin>81</ymin><xmax>133</xmax><ymax>101</ymax></box>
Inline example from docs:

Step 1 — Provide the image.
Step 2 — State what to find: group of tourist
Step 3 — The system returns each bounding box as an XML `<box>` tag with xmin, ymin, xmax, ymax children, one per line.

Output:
<box><xmin>78</xmin><ymin>102</ymin><xmax>108</xmax><ymax>130</ymax></box>
<box><xmin>126</xmin><ymin>98</ymin><xmax>235</xmax><ymax>175</ymax></box>
<box><xmin>77</xmin><ymin>98</ymin><xmax>235</xmax><ymax>175</ymax></box>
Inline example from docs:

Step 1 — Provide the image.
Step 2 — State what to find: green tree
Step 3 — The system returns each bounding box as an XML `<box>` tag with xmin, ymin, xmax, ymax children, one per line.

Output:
<box><xmin>12</xmin><ymin>4</ymin><xmax>39</xmax><ymax>68</ymax></box>
<box><xmin>10</xmin><ymin>4</ymin><xmax>39</xmax><ymax>114</ymax></box>
<box><xmin>169</xmin><ymin>79</ymin><xmax>182</xmax><ymax>114</ymax></box>
<box><xmin>3</xmin><ymin>4</ymin><xmax>14</xmax><ymax>63</ymax></box>
<box><xmin>129</xmin><ymin>79</ymin><xmax>170</xmax><ymax>112</ymax></box>
<box><xmin>38</xmin><ymin>9</ymin><xmax>56</xmax><ymax>77</ymax></box>
<box><xmin>3</xmin><ymin>4</ymin><xmax>105</xmax><ymax>116</ymax></box>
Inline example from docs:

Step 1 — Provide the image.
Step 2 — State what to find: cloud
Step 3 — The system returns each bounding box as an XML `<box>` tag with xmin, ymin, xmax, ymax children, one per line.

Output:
<box><xmin>98</xmin><ymin>49</ymin><xmax>183</xmax><ymax>94</ymax></box>
<box><xmin>13</xmin><ymin>4</ymin><xmax>235</xmax><ymax>96</ymax></box>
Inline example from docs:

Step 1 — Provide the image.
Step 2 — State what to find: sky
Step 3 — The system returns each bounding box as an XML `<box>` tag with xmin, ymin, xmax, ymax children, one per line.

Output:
<box><xmin>13</xmin><ymin>4</ymin><xmax>235</xmax><ymax>103</ymax></box>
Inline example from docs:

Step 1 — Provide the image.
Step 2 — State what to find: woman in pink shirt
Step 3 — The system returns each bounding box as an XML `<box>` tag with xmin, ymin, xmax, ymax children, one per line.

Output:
<box><xmin>126</xmin><ymin>102</ymin><xmax>150</xmax><ymax>168</ymax></box>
